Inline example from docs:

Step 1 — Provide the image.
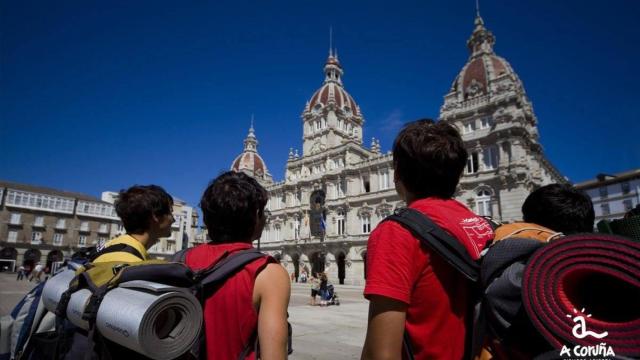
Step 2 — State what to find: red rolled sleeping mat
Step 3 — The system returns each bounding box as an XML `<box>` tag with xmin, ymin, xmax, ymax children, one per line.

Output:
<box><xmin>522</xmin><ymin>234</ymin><xmax>640</xmax><ymax>358</ymax></box>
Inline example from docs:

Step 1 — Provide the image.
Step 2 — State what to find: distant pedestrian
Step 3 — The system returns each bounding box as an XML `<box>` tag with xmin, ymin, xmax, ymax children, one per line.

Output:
<box><xmin>16</xmin><ymin>265</ymin><xmax>25</xmax><ymax>281</ymax></box>
<box><xmin>29</xmin><ymin>262</ymin><xmax>44</xmax><ymax>283</ymax></box>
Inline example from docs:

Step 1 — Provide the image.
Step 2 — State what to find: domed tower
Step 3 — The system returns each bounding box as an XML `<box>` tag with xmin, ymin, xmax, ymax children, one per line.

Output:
<box><xmin>440</xmin><ymin>12</ymin><xmax>565</xmax><ymax>222</ymax></box>
<box><xmin>301</xmin><ymin>50</ymin><xmax>364</xmax><ymax>156</ymax></box>
<box><xmin>230</xmin><ymin>123</ymin><xmax>274</xmax><ymax>186</ymax></box>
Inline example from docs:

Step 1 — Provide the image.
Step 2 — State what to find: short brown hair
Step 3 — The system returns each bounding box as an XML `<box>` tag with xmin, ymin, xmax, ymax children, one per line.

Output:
<box><xmin>115</xmin><ymin>185</ymin><xmax>173</xmax><ymax>233</ymax></box>
<box><xmin>392</xmin><ymin>119</ymin><xmax>467</xmax><ymax>199</ymax></box>
<box><xmin>200</xmin><ymin>171</ymin><xmax>268</xmax><ymax>243</ymax></box>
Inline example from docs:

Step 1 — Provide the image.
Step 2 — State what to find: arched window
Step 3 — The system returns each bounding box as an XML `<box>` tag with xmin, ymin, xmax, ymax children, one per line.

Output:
<box><xmin>275</xmin><ymin>224</ymin><xmax>281</xmax><ymax>242</ymax></box>
<box><xmin>336</xmin><ymin>209</ymin><xmax>346</xmax><ymax>236</ymax></box>
<box><xmin>360</xmin><ymin>213</ymin><xmax>371</xmax><ymax>234</ymax></box>
<box><xmin>483</xmin><ymin>145</ymin><xmax>499</xmax><ymax>170</ymax></box>
<box><xmin>475</xmin><ymin>189</ymin><xmax>492</xmax><ymax>216</ymax></box>
<box><xmin>294</xmin><ymin>217</ymin><xmax>301</xmax><ymax>240</ymax></box>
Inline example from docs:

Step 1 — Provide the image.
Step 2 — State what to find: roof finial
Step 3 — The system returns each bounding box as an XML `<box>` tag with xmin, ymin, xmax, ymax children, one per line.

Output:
<box><xmin>476</xmin><ymin>0</ymin><xmax>480</xmax><ymax>18</ymax></box>
<box><xmin>329</xmin><ymin>26</ymin><xmax>333</xmax><ymax>57</ymax></box>
<box><xmin>250</xmin><ymin>114</ymin><xmax>255</xmax><ymax>131</ymax></box>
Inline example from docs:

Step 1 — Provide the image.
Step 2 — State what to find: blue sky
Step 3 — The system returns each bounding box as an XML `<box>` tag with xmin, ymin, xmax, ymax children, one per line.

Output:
<box><xmin>1</xmin><ymin>0</ymin><xmax>639</xmax><ymax>207</ymax></box>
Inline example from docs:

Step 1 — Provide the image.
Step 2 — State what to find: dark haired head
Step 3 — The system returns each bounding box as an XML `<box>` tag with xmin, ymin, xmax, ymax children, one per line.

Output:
<box><xmin>522</xmin><ymin>184</ymin><xmax>595</xmax><ymax>234</ymax></box>
<box><xmin>200</xmin><ymin>171</ymin><xmax>268</xmax><ymax>244</ymax></box>
<box><xmin>392</xmin><ymin>119</ymin><xmax>467</xmax><ymax>199</ymax></box>
<box><xmin>115</xmin><ymin>185</ymin><xmax>173</xmax><ymax>234</ymax></box>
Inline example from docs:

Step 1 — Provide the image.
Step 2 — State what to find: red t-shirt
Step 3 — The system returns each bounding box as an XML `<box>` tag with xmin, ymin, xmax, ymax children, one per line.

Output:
<box><xmin>364</xmin><ymin>197</ymin><xmax>494</xmax><ymax>360</ymax></box>
<box><xmin>185</xmin><ymin>242</ymin><xmax>273</xmax><ymax>360</ymax></box>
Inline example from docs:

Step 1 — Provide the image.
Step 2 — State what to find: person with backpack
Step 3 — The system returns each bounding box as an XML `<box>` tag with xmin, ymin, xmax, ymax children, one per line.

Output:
<box><xmin>94</xmin><ymin>184</ymin><xmax>175</xmax><ymax>263</ymax></box>
<box><xmin>361</xmin><ymin>119</ymin><xmax>494</xmax><ymax>360</ymax></box>
<box><xmin>182</xmin><ymin>171</ymin><xmax>290</xmax><ymax>360</ymax></box>
<box><xmin>521</xmin><ymin>183</ymin><xmax>595</xmax><ymax>235</ymax></box>
<box><xmin>478</xmin><ymin>184</ymin><xmax>596</xmax><ymax>360</ymax></box>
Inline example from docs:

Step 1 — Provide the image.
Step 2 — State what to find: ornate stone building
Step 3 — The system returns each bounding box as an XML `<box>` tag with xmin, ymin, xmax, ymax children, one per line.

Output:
<box><xmin>232</xmin><ymin>15</ymin><xmax>565</xmax><ymax>285</ymax></box>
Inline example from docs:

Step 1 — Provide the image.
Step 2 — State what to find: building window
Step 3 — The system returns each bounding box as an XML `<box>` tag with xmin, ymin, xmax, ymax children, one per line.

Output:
<box><xmin>56</xmin><ymin>218</ymin><xmax>66</xmax><ymax>229</ymax></box>
<box><xmin>480</xmin><ymin>116</ymin><xmax>492</xmax><ymax>129</ymax></box>
<box><xmin>275</xmin><ymin>225</ymin><xmax>281</xmax><ymax>242</ymax></box>
<box><xmin>466</xmin><ymin>152</ymin><xmax>480</xmax><ymax>174</ymax></box>
<box><xmin>98</xmin><ymin>236</ymin><xmax>106</xmax><ymax>246</ymax></box>
<box><xmin>53</xmin><ymin>233</ymin><xmax>64</xmax><ymax>246</ymax></box>
<box><xmin>33</xmin><ymin>216</ymin><xmax>45</xmax><ymax>227</ymax></box>
<box><xmin>483</xmin><ymin>146</ymin><xmax>499</xmax><ymax>170</ymax></box>
<box><xmin>600</xmin><ymin>203</ymin><xmax>610</xmax><ymax>216</ymax></box>
<box><xmin>621</xmin><ymin>182</ymin><xmax>630</xmax><ymax>194</ymax></box>
<box><xmin>475</xmin><ymin>190</ymin><xmax>492</xmax><ymax>216</ymax></box>
<box><xmin>78</xmin><ymin>235</ymin><xmax>87</xmax><ymax>246</ymax></box>
<box><xmin>336</xmin><ymin>210</ymin><xmax>346</xmax><ymax>236</ymax></box>
<box><xmin>361</xmin><ymin>214</ymin><xmax>371</xmax><ymax>234</ymax></box>
<box><xmin>5</xmin><ymin>190</ymin><xmax>74</xmax><ymax>213</ymax></box>
<box><xmin>463</xmin><ymin>121</ymin><xmax>475</xmax><ymax>134</ymax></box>
<box><xmin>7</xmin><ymin>231</ymin><xmax>18</xmax><ymax>243</ymax></box>
<box><xmin>98</xmin><ymin>224</ymin><xmax>108</xmax><ymax>233</ymax></box>
<box><xmin>31</xmin><ymin>231</ymin><xmax>42</xmax><ymax>245</ymax></box>
<box><xmin>623</xmin><ymin>199</ymin><xmax>634</xmax><ymax>212</ymax></box>
<box><xmin>80</xmin><ymin>221</ymin><xmax>90</xmax><ymax>232</ymax></box>
<box><xmin>10</xmin><ymin>213</ymin><xmax>21</xmax><ymax>225</ymax></box>
<box><xmin>294</xmin><ymin>218</ymin><xmax>300</xmax><ymax>240</ymax></box>
<box><xmin>599</xmin><ymin>186</ymin><xmax>608</xmax><ymax>198</ymax></box>
<box><xmin>379</xmin><ymin>169</ymin><xmax>390</xmax><ymax>190</ymax></box>
<box><xmin>337</xmin><ymin>179</ymin><xmax>345</xmax><ymax>197</ymax></box>
<box><xmin>362</xmin><ymin>175</ymin><xmax>371</xmax><ymax>193</ymax></box>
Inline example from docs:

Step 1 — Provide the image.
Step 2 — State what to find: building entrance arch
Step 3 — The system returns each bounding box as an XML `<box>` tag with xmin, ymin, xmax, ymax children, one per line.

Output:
<box><xmin>309</xmin><ymin>251</ymin><xmax>326</xmax><ymax>276</ymax></box>
<box><xmin>0</xmin><ymin>247</ymin><xmax>17</xmax><ymax>260</ymax></box>
<box><xmin>47</xmin><ymin>250</ymin><xmax>64</xmax><ymax>271</ymax></box>
<box><xmin>23</xmin><ymin>248</ymin><xmax>41</xmax><ymax>269</ymax></box>
<box><xmin>291</xmin><ymin>253</ymin><xmax>300</xmax><ymax>281</ymax></box>
<box><xmin>362</xmin><ymin>251</ymin><xmax>368</xmax><ymax>280</ymax></box>
<box><xmin>337</xmin><ymin>252</ymin><xmax>346</xmax><ymax>285</ymax></box>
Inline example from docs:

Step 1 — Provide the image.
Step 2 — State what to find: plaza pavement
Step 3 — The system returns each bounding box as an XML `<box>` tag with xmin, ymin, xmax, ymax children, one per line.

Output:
<box><xmin>0</xmin><ymin>273</ymin><xmax>369</xmax><ymax>359</ymax></box>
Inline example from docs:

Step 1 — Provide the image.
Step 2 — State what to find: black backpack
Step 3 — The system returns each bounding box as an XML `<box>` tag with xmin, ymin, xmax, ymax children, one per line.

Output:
<box><xmin>22</xmin><ymin>247</ymin><xmax>279</xmax><ymax>360</ymax></box>
<box><xmin>386</xmin><ymin>209</ymin><xmax>638</xmax><ymax>360</ymax></box>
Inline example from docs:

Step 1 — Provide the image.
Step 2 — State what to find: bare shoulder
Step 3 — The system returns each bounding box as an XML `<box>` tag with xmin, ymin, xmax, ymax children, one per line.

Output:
<box><xmin>256</xmin><ymin>262</ymin><xmax>290</xmax><ymax>287</ymax></box>
<box><xmin>255</xmin><ymin>262</ymin><xmax>291</xmax><ymax>297</ymax></box>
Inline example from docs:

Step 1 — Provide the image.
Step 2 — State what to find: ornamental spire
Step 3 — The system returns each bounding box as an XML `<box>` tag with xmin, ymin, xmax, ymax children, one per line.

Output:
<box><xmin>466</xmin><ymin>7</ymin><xmax>495</xmax><ymax>57</ymax></box>
<box><xmin>243</xmin><ymin>115</ymin><xmax>258</xmax><ymax>152</ymax></box>
<box><xmin>323</xmin><ymin>26</ymin><xmax>343</xmax><ymax>85</ymax></box>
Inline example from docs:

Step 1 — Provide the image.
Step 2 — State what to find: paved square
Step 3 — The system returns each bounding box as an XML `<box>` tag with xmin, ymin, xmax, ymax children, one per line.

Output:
<box><xmin>0</xmin><ymin>274</ymin><xmax>369</xmax><ymax>359</ymax></box>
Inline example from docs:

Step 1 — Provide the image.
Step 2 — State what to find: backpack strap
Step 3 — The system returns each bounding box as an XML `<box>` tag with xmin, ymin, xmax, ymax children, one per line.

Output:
<box><xmin>171</xmin><ymin>247</ymin><xmax>191</xmax><ymax>263</ymax></box>
<box><xmin>89</xmin><ymin>243</ymin><xmax>144</xmax><ymax>262</ymax></box>
<box><xmin>191</xmin><ymin>249</ymin><xmax>270</xmax><ymax>360</ymax></box>
<box><xmin>196</xmin><ymin>249</ymin><xmax>268</xmax><ymax>287</ymax></box>
<box><xmin>385</xmin><ymin>207</ymin><xmax>480</xmax><ymax>282</ymax></box>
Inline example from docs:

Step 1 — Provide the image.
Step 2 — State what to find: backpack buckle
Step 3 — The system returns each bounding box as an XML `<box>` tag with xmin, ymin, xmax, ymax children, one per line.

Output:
<box><xmin>112</xmin><ymin>263</ymin><xmax>129</xmax><ymax>275</ymax></box>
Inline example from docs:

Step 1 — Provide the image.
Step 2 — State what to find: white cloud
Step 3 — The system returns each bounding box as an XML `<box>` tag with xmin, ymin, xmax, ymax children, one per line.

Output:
<box><xmin>379</xmin><ymin>109</ymin><xmax>404</xmax><ymax>134</ymax></box>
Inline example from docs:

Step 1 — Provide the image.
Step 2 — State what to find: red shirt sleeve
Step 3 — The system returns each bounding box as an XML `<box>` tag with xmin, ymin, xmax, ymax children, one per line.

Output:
<box><xmin>364</xmin><ymin>221</ymin><xmax>430</xmax><ymax>304</ymax></box>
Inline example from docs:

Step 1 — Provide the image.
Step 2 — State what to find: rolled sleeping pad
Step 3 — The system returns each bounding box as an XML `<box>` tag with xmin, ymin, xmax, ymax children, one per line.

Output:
<box><xmin>97</xmin><ymin>281</ymin><xmax>202</xmax><ymax>360</ymax></box>
<box><xmin>42</xmin><ymin>269</ymin><xmax>76</xmax><ymax>313</ymax></box>
<box><xmin>43</xmin><ymin>274</ymin><xmax>203</xmax><ymax>360</ymax></box>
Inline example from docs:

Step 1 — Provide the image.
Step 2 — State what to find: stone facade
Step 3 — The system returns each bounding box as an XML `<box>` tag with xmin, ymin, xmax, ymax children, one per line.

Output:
<box><xmin>235</xmin><ymin>15</ymin><xmax>565</xmax><ymax>285</ymax></box>
<box><xmin>0</xmin><ymin>183</ymin><xmax>200</xmax><ymax>271</ymax></box>
<box><xmin>575</xmin><ymin>169</ymin><xmax>640</xmax><ymax>223</ymax></box>
<box><xmin>0</xmin><ymin>181</ymin><xmax>121</xmax><ymax>271</ymax></box>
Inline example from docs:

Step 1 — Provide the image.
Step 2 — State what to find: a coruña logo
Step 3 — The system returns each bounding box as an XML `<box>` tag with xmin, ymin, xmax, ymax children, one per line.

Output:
<box><xmin>559</xmin><ymin>308</ymin><xmax>615</xmax><ymax>359</ymax></box>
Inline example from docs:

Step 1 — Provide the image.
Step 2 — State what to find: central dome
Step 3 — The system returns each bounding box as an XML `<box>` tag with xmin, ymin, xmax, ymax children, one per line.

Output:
<box><xmin>304</xmin><ymin>53</ymin><xmax>361</xmax><ymax>117</ymax></box>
